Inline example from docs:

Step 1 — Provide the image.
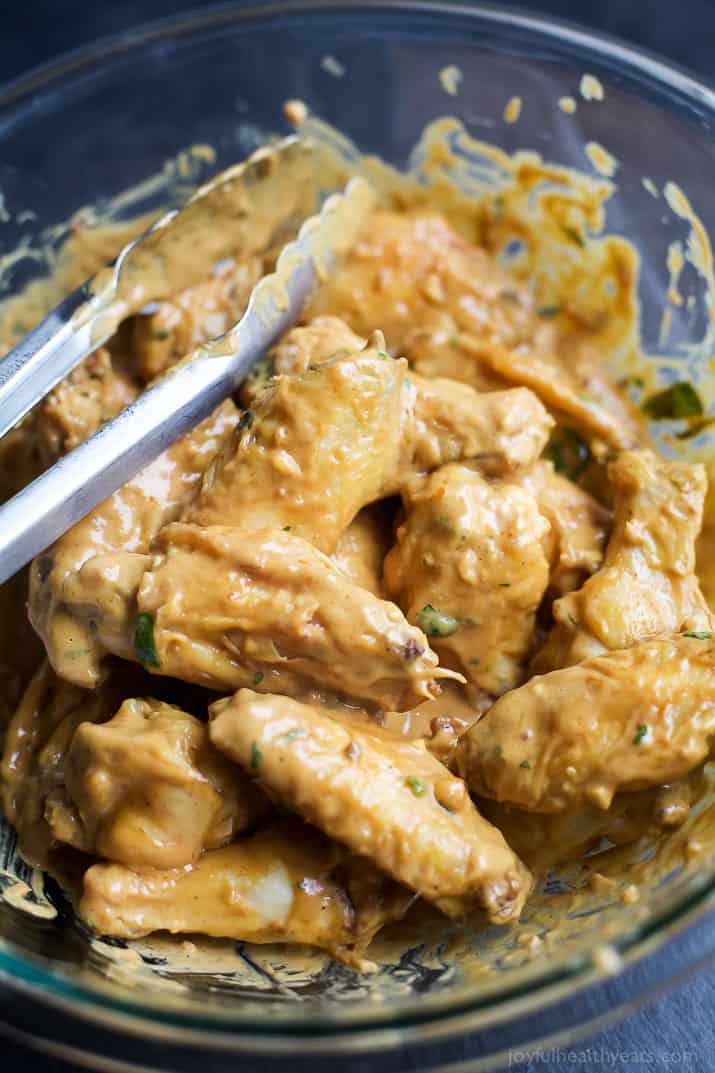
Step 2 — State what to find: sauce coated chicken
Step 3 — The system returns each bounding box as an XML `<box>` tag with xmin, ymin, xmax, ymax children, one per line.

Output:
<box><xmin>2</xmin><ymin>161</ymin><xmax>714</xmax><ymax>972</ymax></box>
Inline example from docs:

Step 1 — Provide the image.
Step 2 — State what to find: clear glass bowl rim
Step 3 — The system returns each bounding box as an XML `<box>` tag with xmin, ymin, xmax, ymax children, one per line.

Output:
<box><xmin>2</xmin><ymin>0</ymin><xmax>715</xmax><ymax>1055</ymax></box>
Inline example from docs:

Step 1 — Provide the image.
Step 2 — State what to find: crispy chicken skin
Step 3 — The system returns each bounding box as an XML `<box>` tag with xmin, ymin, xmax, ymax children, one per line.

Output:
<box><xmin>64</xmin><ymin>524</ymin><xmax>455</xmax><ymax>709</ymax></box>
<box><xmin>28</xmin><ymin>401</ymin><xmax>239</xmax><ymax>687</ymax></box>
<box><xmin>535</xmin><ymin>450</ymin><xmax>715</xmax><ymax>671</ymax></box>
<box><xmin>209</xmin><ymin>690</ymin><xmax>532</xmax><ymax>923</ymax></box>
<box><xmin>458</xmin><ymin>637</ymin><xmax>715</xmax><ymax>814</ymax></box>
<box><xmin>80</xmin><ymin>819</ymin><xmax>413</xmax><ymax>970</ymax></box>
<box><xmin>47</xmin><ymin>698</ymin><xmax>268</xmax><ymax>869</ymax></box>
<box><xmin>384</xmin><ymin>464</ymin><xmax>550</xmax><ymax>696</ymax></box>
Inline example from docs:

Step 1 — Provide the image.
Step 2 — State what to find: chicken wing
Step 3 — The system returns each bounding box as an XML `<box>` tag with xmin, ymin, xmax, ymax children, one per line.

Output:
<box><xmin>458</xmin><ymin>637</ymin><xmax>715</xmax><ymax>814</ymax></box>
<box><xmin>63</xmin><ymin>524</ymin><xmax>454</xmax><ymax>709</ymax></box>
<box><xmin>47</xmin><ymin>698</ymin><xmax>267</xmax><ymax>869</ymax></box>
<box><xmin>535</xmin><ymin>450</ymin><xmax>715</xmax><ymax>671</ymax></box>
<box><xmin>28</xmin><ymin>401</ymin><xmax>239</xmax><ymax>687</ymax></box>
<box><xmin>209</xmin><ymin>690</ymin><xmax>531</xmax><ymax>923</ymax></box>
<box><xmin>80</xmin><ymin>818</ymin><xmax>413</xmax><ymax>970</ymax></box>
<box><xmin>188</xmin><ymin>350</ymin><xmax>406</xmax><ymax>551</ymax></box>
<box><xmin>514</xmin><ymin>460</ymin><xmax>610</xmax><ymax>596</ymax></box>
<box><xmin>0</xmin><ymin>662</ymin><xmax>136</xmax><ymax>870</ymax></box>
<box><xmin>384</xmin><ymin>464</ymin><xmax>550</xmax><ymax>696</ymax></box>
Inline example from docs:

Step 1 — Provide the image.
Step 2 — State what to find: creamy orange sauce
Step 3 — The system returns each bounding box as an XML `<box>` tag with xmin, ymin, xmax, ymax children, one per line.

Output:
<box><xmin>2</xmin><ymin>105</ymin><xmax>715</xmax><ymax>989</ymax></box>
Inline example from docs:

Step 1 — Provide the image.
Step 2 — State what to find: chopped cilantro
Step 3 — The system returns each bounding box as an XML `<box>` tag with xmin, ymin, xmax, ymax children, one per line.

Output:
<box><xmin>519</xmin><ymin>760</ymin><xmax>531</xmax><ymax>769</ymax></box>
<box><xmin>683</xmin><ymin>631</ymin><xmax>712</xmax><ymax>640</ymax></box>
<box><xmin>250</xmin><ymin>742</ymin><xmax>263</xmax><ymax>770</ymax></box>
<box><xmin>253</xmin><ymin>671</ymin><xmax>264</xmax><ymax>685</ymax></box>
<box><xmin>377</xmin><ymin>350</ymin><xmax>392</xmax><ymax>360</ymax></box>
<box><xmin>544</xmin><ymin>428</ymin><xmax>591</xmax><ymax>479</ymax></box>
<box><xmin>283</xmin><ymin>525</ymin><xmax>292</xmax><ymax>531</ymax></box>
<box><xmin>248</xmin><ymin>354</ymin><xmax>274</xmax><ymax>382</ymax></box>
<box><xmin>562</xmin><ymin>225</ymin><xmax>586</xmax><ymax>247</ymax></box>
<box><xmin>643</xmin><ymin>381</ymin><xmax>703</xmax><ymax>420</ymax></box>
<box><xmin>417</xmin><ymin>604</ymin><xmax>459</xmax><ymax>638</ymax></box>
<box><xmin>64</xmin><ymin>648</ymin><xmax>91</xmax><ymax>661</ymax></box>
<box><xmin>238</xmin><ymin>409</ymin><xmax>255</xmax><ymax>431</ymax></box>
<box><xmin>281</xmin><ymin>728</ymin><xmax>307</xmax><ymax>744</ymax></box>
<box><xmin>537</xmin><ymin>306</ymin><xmax>560</xmax><ymax>318</ymax></box>
<box><xmin>134</xmin><ymin>613</ymin><xmax>159</xmax><ymax>667</ymax></box>
<box><xmin>405</xmin><ymin>776</ymin><xmax>427</xmax><ymax>797</ymax></box>
<box><xmin>633</xmin><ymin>723</ymin><xmax>649</xmax><ymax>745</ymax></box>
<box><xmin>152</xmin><ymin>328</ymin><xmax>170</xmax><ymax>340</ymax></box>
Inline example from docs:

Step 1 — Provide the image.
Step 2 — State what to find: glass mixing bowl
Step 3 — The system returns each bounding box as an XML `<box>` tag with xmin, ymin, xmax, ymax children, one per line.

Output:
<box><xmin>2</xmin><ymin>3</ymin><xmax>715</xmax><ymax>1070</ymax></box>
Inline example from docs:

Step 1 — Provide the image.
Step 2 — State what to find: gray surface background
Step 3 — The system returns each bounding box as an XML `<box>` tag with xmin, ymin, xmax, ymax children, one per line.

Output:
<box><xmin>1</xmin><ymin>1</ymin><xmax>715</xmax><ymax>1070</ymax></box>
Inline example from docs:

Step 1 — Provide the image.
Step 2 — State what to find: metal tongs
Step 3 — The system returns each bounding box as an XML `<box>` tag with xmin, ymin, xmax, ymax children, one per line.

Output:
<box><xmin>0</xmin><ymin>138</ymin><xmax>374</xmax><ymax>585</ymax></box>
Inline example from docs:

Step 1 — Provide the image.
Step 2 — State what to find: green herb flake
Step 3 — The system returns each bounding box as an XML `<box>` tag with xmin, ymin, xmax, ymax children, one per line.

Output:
<box><xmin>253</xmin><ymin>671</ymin><xmax>264</xmax><ymax>685</ymax></box>
<box><xmin>519</xmin><ymin>760</ymin><xmax>531</xmax><ymax>769</ymax></box>
<box><xmin>405</xmin><ymin>776</ymin><xmax>427</xmax><ymax>797</ymax></box>
<box><xmin>633</xmin><ymin>723</ymin><xmax>649</xmax><ymax>746</ymax></box>
<box><xmin>64</xmin><ymin>648</ymin><xmax>91</xmax><ymax>661</ymax></box>
<box><xmin>562</xmin><ymin>225</ymin><xmax>586</xmax><ymax>247</ymax></box>
<box><xmin>283</xmin><ymin>525</ymin><xmax>292</xmax><ymax>531</ymax></box>
<box><xmin>417</xmin><ymin>603</ymin><xmax>459</xmax><ymax>638</ymax></box>
<box><xmin>544</xmin><ymin>428</ymin><xmax>591</xmax><ymax>479</ymax></box>
<box><xmin>249</xmin><ymin>355</ymin><xmax>274</xmax><ymax>382</ymax></box>
<box><xmin>643</xmin><ymin>381</ymin><xmax>703</xmax><ymax>420</ymax></box>
<box><xmin>377</xmin><ymin>349</ymin><xmax>392</xmax><ymax>360</ymax></box>
<box><xmin>134</xmin><ymin>613</ymin><xmax>159</xmax><ymax>667</ymax></box>
<box><xmin>449</xmin><ymin>335</ymin><xmax>461</xmax><ymax>347</ymax></box>
<box><xmin>683</xmin><ymin>631</ymin><xmax>713</xmax><ymax>640</ymax></box>
<box><xmin>152</xmin><ymin>328</ymin><xmax>171</xmax><ymax>340</ymax></box>
<box><xmin>538</xmin><ymin>306</ymin><xmax>560</xmax><ymax>318</ymax></box>
<box><xmin>281</xmin><ymin>728</ymin><xmax>307</xmax><ymax>744</ymax></box>
<box><xmin>675</xmin><ymin>415</ymin><xmax>715</xmax><ymax>440</ymax></box>
<box><xmin>238</xmin><ymin>409</ymin><xmax>255</xmax><ymax>431</ymax></box>
<box><xmin>250</xmin><ymin>742</ymin><xmax>263</xmax><ymax>770</ymax></box>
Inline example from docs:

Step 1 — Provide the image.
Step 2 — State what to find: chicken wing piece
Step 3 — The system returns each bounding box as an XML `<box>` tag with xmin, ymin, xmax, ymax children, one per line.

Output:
<box><xmin>209</xmin><ymin>690</ymin><xmax>531</xmax><ymax>923</ymax></box>
<box><xmin>330</xmin><ymin>504</ymin><xmax>394</xmax><ymax>596</ymax></box>
<box><xmin>46</xmin><ymin>698</ymin><xmax>268</xmax><ymax>869</ymax></box>
<box><xmin>480</xmin><ymin>770</ymin><xmax>705</xmax><ymax>873</ymax></box>
<box><xmin>535</xmin><ymin>450</ymin><xmax>715</xmax><ymax>671</ymax></box>
<box><xmin>245</xmin><ymin>315</ymin><xmax>554</xmax><ymax>480</ymax></box>
<box><xmin>80</xmin><ymin>819</ymin><xmax>413</xmax><ymax>970</ymax></box>
<box><xmin>514</xmin><ymin>461</ymin><xmax>610</xmax><ymax>596</ymax></box>
<box><xmin>305</xmin><ymin>210</ymin><xmax>542</xmax><ymax>363</ymax></box>
<box><xmin>458</xmin><ymin>637</ymin><xmax>715</xmax><ymax>814</ymax></box>
<box><xmin>384</xmin><ymin>464</ymin><xmax>550</xmax><ymax>696</ymax></box>
<box><xmin>240</xmin><ymin>315</ymin><xmax>366</xmax><ymax>406</ymax></box>
<box><xmin>188</xmin><ymin>350</ymin><xmax>406</xmax><ymax>552</ymax></box>
<box><xmin>28</xmin><ymin>401</ymin><xmax>239</xmax><ymax>688</ymax></box>
<box><xmin>458</xmin><ymin>336</ymin><xmax>639</xmax><ymax>450</ymax></box>
<box><xmin>399</xmin><ymin>376</ymin><xmax>553</xmax><ymax>480</ymax></box>
<box><xmin>0</xmin><ymin>662</ymin><xmax>136</xmax><ymax>870</ymax></box>
<box><xmin>130</xmin><ymin>256</ymin><xmax>264</xmax><ymax>381</ymax></box>
<box><xmin>65</xmin><ymin>524</ymin><xmax>454</xmax><ymax>709</ymax></box>
<box><xmin>306</xmin><ymin>209</ymin><xmax>637</xmax><ymax>446</ymax></box>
